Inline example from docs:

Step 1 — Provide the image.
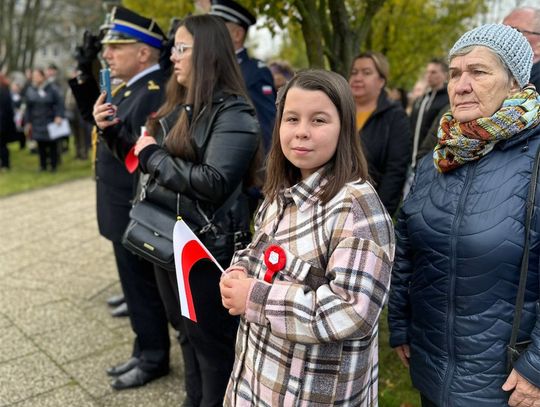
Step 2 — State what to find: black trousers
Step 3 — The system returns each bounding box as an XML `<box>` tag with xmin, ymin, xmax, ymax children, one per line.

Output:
<box><xmin>421</xmin><ymin>394</ymin><xmax>439</xmax><ymax>407</ymax></box>
<box><xmin>112</xmin><ymin>242</ymin><xmax>170</xmax><ymax>372</ymax></box>
<box><xmin>155</xmin><ymin>262</ymin><xmax>238</xmax><ymax>407</ymax></box>
<box><xmin>0</xmin><ymin>137</ymin><xmax>9</xmax><ymax>168</ymax></box>
<box><xmin>37</xmin><ymin>140</ymin><xmax>58</xmax><ymax>170</ymax></box>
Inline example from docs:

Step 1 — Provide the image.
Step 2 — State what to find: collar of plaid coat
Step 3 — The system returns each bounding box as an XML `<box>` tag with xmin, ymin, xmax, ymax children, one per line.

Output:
<box><xmin>279</xmin><ymin>166</ymin><xmax>330</xmax><ymax>212</ymax></box>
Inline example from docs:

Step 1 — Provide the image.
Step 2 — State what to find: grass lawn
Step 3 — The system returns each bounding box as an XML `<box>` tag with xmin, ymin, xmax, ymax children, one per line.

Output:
<box><xmin>379</xmin><ymin>307</ymin><xmax>421</xmax><ymax>407</ymax></box>
<box><xmin>0</xmin><ymin>141</ymin><xmax>93</xmax><ymax>197</ymax></box>
<box><xmin>0</xmin><ymin>140</ymin><xmax>420</xmax><ymax>406</ymax></box>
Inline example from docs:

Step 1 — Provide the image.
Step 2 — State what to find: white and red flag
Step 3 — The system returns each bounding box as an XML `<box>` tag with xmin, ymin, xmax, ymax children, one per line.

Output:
<box><xmin>173</xmin><ymin>218</ymin><xmax>224</xmax><ymax>322</ymax></box>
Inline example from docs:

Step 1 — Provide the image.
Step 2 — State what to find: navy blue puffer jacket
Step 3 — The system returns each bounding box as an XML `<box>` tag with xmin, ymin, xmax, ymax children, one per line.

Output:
<box><xmin>388</xmin><ymin>125</ymin><xmax>540</xmax><ymax>406</ymax></box>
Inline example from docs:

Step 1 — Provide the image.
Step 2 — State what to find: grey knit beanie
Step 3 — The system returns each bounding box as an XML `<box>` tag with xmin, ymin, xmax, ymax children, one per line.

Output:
<box><xmin>448</xmin><ymin>23</ymin><xmax>533</xmax><ymax>88</ymax></box>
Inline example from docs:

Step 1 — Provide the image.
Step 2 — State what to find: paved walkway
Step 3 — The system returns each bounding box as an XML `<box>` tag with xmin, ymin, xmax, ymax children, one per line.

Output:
<box><xmin>0</xmin><ymin>178</ymin><xmax>185</xmax><ymax>406</ymax></box>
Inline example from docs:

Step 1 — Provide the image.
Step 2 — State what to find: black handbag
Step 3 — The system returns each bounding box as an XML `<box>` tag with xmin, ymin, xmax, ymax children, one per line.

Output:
<box><xmin>122</xmin><ymin>178</ymin><xmax>243</xmax><ymax>271</ymax></box>
<box><xmin>506</xmin><ymin>144</ymin><xmax>540</xmax><ymax>373</ymax></box>
<box><xmin>122</xmin><ymin>198</ymin><xmax>178</xmax><ymax>270</ymax></box>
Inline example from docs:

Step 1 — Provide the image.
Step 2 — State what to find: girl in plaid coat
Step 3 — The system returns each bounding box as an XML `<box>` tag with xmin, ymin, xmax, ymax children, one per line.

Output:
<box><xmin>220</xmin><ymin>69</ymin><xmax>395</xmax><ymax>406</ymax></box>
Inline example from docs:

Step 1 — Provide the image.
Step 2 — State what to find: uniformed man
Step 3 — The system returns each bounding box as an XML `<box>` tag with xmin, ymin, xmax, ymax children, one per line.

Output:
<box><xmin>210</xmin><ymin>0</ymin><xmax>276</xmax><ymax>153</ymax></box>
<box><xmin>69</xmin><ymin>6</ymin><xmax>171</xmax><ymax>390</ymax></box>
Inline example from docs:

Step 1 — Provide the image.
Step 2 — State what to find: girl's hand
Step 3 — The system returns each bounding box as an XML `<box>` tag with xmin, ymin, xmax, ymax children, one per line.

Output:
<box><xmin>221</xmin><ymin>265</ymin><xmax>248</xmax><ymax>281</ymax></box>
<box><xmin>394</xmin><ymin>344</ymin><xmax>411</xmax><ymax>368</ymax></box>
<box><xmin>220</xmin><ymin>277</ymin><xmax>254</xmax><ymax>315</ymax></box>
<box><xmin>134</xmin><ymin>135</ymin><xmax>157</xmax><ymax>156</ymax></box>
<box><xmin>93</xmin><ymin>91</ymin><xmax>119</xmax><ymax>130</ymax></box>
<box><xmin>54</xmin><ymin>116</ymin><xmax>62</xmax><ymax>125</ymax></box>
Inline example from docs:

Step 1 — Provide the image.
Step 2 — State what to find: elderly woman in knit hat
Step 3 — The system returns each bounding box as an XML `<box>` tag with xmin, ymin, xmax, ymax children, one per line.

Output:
<box><xmin>388</xmin><ymin>24</ymin><xmax>540</xmax><ymax>407</ymax></box>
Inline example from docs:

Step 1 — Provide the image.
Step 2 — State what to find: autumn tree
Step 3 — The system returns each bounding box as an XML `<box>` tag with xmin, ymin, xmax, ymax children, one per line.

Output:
<box><xmin>370</xmin><ymin>0</ymin><xmax>487</xmax><ymax>89</ymax></box>
<box><xmin>122</xmin><ymin>0</ymin><xmax>194</xmax><ymax>36</ymax></box>
<box><xmin>244</xmin><ymin>0</ymin><xmax>486</xmax><ymax>86</ymax></box>
<box><xmin>0</xmin><ymin>0</ymin><xmax>104</xmax><ymax>73</ymax></box>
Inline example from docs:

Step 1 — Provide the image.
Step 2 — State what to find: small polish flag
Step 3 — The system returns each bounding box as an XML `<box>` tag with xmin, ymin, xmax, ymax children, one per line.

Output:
<box><xmin>125</xmin><ymin>126</ymin><xmax>148</xmax><ymax>173</ymax></box>
<box><xmin>173</xmin><ymin>217</ymin><xmax>224</xmax><ymax>322</ymax></box>
<box><xmin>262</xmin><ymin>85</ymin><xmax>273</xmax><ymax>95</ymax></box>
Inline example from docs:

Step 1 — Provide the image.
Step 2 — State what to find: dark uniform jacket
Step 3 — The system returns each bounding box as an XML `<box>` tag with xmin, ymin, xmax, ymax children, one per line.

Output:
<box><xmin>138</xmin><ymin>91</ymin><xmax>261</xmax><ymax>265</ymax></box>
<box><xmin>360</xmin><ymin>91</ymin><xmax>411</xmax><ymax>216</ymax></box>
<box><xmin>69</xmin><ymin>68</ymin><xmax>166</xmax><ymax>242</ymax></box>
<box><xmin>24</xmin><ymin>83</ymin><xmax>64</xmax><ymax>141</ymax></box>
<box><xmin>238</xmin><ymin>48</ymin><xmax>276</xmax><ymax>153</ymax></box>
<box><xmin>388</xmin><ymin>125</ymin><xmax>540</xmax><ymax>406</ymax></box>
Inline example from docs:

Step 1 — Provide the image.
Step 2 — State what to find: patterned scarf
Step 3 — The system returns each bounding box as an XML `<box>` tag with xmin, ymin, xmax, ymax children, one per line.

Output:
<box><xmin>433</xmin><ymin>86</ymin><xmax>540</xmax><ymax>173</ymax></box>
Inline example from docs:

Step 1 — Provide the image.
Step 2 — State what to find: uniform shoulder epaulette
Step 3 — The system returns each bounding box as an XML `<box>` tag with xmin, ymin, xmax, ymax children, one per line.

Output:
<box><xmin>147</xmin><ymin>80</ymin><xmax>160</xmax><ymax>91</ymax></box>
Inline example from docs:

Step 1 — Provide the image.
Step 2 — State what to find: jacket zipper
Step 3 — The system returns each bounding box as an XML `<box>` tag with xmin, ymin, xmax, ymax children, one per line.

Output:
<box><xmin>440</xmin><ymin>163</ymin><xmax>476</xmax><ymax>406</ymax></box>
<box><xmin>158</xmin><ymin>118</ymin><xmax>169</xmax><ymax>146</ymax></box>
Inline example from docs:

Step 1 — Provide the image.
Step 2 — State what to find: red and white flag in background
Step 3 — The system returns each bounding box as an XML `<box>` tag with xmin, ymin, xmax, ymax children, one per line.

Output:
<box><xmin>173</xmin><ymin>218</ymin><xmax>224</xmax><ymax>322</ymax></box>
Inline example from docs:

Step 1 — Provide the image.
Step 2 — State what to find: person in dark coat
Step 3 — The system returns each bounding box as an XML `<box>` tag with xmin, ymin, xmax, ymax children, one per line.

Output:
<box><xmin>388</xmin><ymin>24</ymin><xmax>540</xmax><ymax>407</ymax></box>
<box><xmin>503</xmin><ymin>7</ymin><xmax>540</xmax><ymax>91</ymax></box>
<box><xmin>349</xmin><ymin>51</ymin><xmax>411</xmax><ymax>216</ymax></box>
<box><xmin>210</xmin><ymin>0</ymin><xmax>276</xmax><ymax>154</ymax></box>
<box><xmin>0</xmin><ymin>73</ymin><xmax>16</xmax><ymax>170</ymax></box>
<box><xmin>129</xmin><ymin>15</ymin><xmax>261</xmax><ymax>406</ymax></box>
<box><xmin>81</xmin><ymin>6</ymin><xmax>171</xmax><ymax>390</ymax></box>
<box><xmin>24</xmin><ymin>68</ymin><xmax>65</xmax><ymax>172</ymax></box>
<box><xmin>409</xmin><ymin>59</ymin><xmax>449</xmax><ymax>169</ymax></box>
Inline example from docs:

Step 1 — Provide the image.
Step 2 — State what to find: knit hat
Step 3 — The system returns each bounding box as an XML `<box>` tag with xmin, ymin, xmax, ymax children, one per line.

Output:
<box><xmin>448</xmin><ymin>24</ymin><xmax>533</xmax><ymax>88</ymax></box>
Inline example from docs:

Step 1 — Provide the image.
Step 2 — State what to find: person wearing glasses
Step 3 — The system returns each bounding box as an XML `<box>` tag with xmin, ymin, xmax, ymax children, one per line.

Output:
<box><xmin>89</xmin><ymin>6</ymin><xmax>171</xmax><ymax>390</ymax></box>
<box><xmin>504</xmin><ymin>7</ymin><xmax>540</xmax><ymax>90</ymax></box>
<box><xmin>133</xmin><ymin>14</ymin><xmax>261</xmax><ymax>406</ymax></box>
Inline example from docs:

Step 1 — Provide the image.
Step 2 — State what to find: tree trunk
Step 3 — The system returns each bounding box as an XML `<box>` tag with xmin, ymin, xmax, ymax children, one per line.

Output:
<box><xmin>294</xmin><ymin>0</ymin><xmax>325</xmax><ymax>68</ymax></box>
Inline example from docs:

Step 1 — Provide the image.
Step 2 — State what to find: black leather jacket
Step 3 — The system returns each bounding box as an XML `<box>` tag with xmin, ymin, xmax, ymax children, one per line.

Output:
<box><xmin>138</xmin><ymin>92</ymin><xmax>261</xmax><ymax>265</ymax></box>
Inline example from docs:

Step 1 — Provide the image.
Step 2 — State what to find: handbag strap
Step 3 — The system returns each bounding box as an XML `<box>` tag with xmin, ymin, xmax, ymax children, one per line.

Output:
<box><xmin>509</xmin><ymin>143</ymin><xmax>540</xmax><ymax>349</ymax></box>
<box><xmin>197</xmin><ymin>185</ymin><xmax>242</xmax><ymax>234</ymax></box>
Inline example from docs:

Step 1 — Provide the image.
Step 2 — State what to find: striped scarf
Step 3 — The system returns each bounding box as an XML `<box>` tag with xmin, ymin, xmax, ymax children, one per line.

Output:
<box><xmin>433</xmin><ymin>86</ymin><xmax>540</xmax><ymax>173</ymax></box>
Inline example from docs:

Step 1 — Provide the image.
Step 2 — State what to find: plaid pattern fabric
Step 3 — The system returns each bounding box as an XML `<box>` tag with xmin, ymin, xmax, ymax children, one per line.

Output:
<box><xmin>224</xmin><ymin>170</ymin><xmax>395</xmax><ymax>407</ymax></box>
<box><xmin>434</xmin><ymin>86</ymin><xmax>540</xmax><ymax>172</ymax></box>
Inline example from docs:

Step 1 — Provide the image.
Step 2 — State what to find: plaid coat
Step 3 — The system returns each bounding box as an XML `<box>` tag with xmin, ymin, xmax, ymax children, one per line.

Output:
<box><xmin>224</xmin><ymin>170</ymin><xmax>395</xmax><ymax>406</ymax></box>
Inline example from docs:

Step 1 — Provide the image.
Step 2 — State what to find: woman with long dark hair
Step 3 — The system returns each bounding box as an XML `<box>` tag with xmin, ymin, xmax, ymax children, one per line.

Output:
<box><xmin>133</xmin><ymin>15</ymin><xmax>261</xmax><ymax>406</ymax></box>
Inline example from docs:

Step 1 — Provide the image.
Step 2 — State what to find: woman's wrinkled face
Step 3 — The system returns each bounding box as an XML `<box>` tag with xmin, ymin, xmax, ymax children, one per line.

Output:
<box><xmin>448</xmin><ymin>46</ymin><xmax>520</xmax><ymax>123</ymax></box>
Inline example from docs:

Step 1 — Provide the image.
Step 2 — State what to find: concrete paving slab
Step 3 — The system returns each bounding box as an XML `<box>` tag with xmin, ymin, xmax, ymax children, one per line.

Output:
<box><xmin>33</xmin><ymin>319</ymin><xmax>123</xmax><ymax>364</ymax></box>
<box><xmin>63</xmin><ymin>343</ymin><xmax>133</xmax><ymax>399</ymax></box>
<box><xmin>14</xmin><ymin>385</ymin><xmax>99</xmax><ymax>407</ymax></box>
<box><xmin>0</xmin><ymin>326</ymin><xmax>38</xmax><ymax>363</ymax></box>
<box><xmin>84</xmin><ymin>303</ymin><xmax>131</xmax><ymax>331</ymax></box>
<box><xmin>0</xmin><ymin>179</ymin><xmax>188</xmax><ymax>406</ymax></box>
<box><xmin>0</xmin><ymin>313</ymin><xmax>11</xmax><ymax>329</ymax></box>
<box><xmin>0</xmin><ymin>284</ymin><xmax>62</xmax><ymax>315</ymax></box>
<box><xmin>0</xmin><ymin>353</ymin><xmax>71</xmax><ymax>405</ymax></box>
<box><xmin>10</xmin><ymin>300</ymin><xmax>85</xmax><ymax>336</ymax></box>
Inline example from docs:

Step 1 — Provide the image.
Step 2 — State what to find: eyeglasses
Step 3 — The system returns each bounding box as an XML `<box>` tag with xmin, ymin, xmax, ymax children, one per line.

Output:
<box><xmin>514</xmin><ymin>27</ymin><xmax>540</xmax><ymax>36</ymax></box>
<box><xmin>171</xmin><ymin>43</ymin><xmax>193</xmax><ymax>57</ymax></box>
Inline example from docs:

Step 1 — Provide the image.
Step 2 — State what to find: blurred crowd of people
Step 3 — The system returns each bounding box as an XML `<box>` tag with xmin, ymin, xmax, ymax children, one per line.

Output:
<box><xmin>0</xmin><ymin>64</ymin><xmax>92</xmax><ymax>172</ymax></box>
